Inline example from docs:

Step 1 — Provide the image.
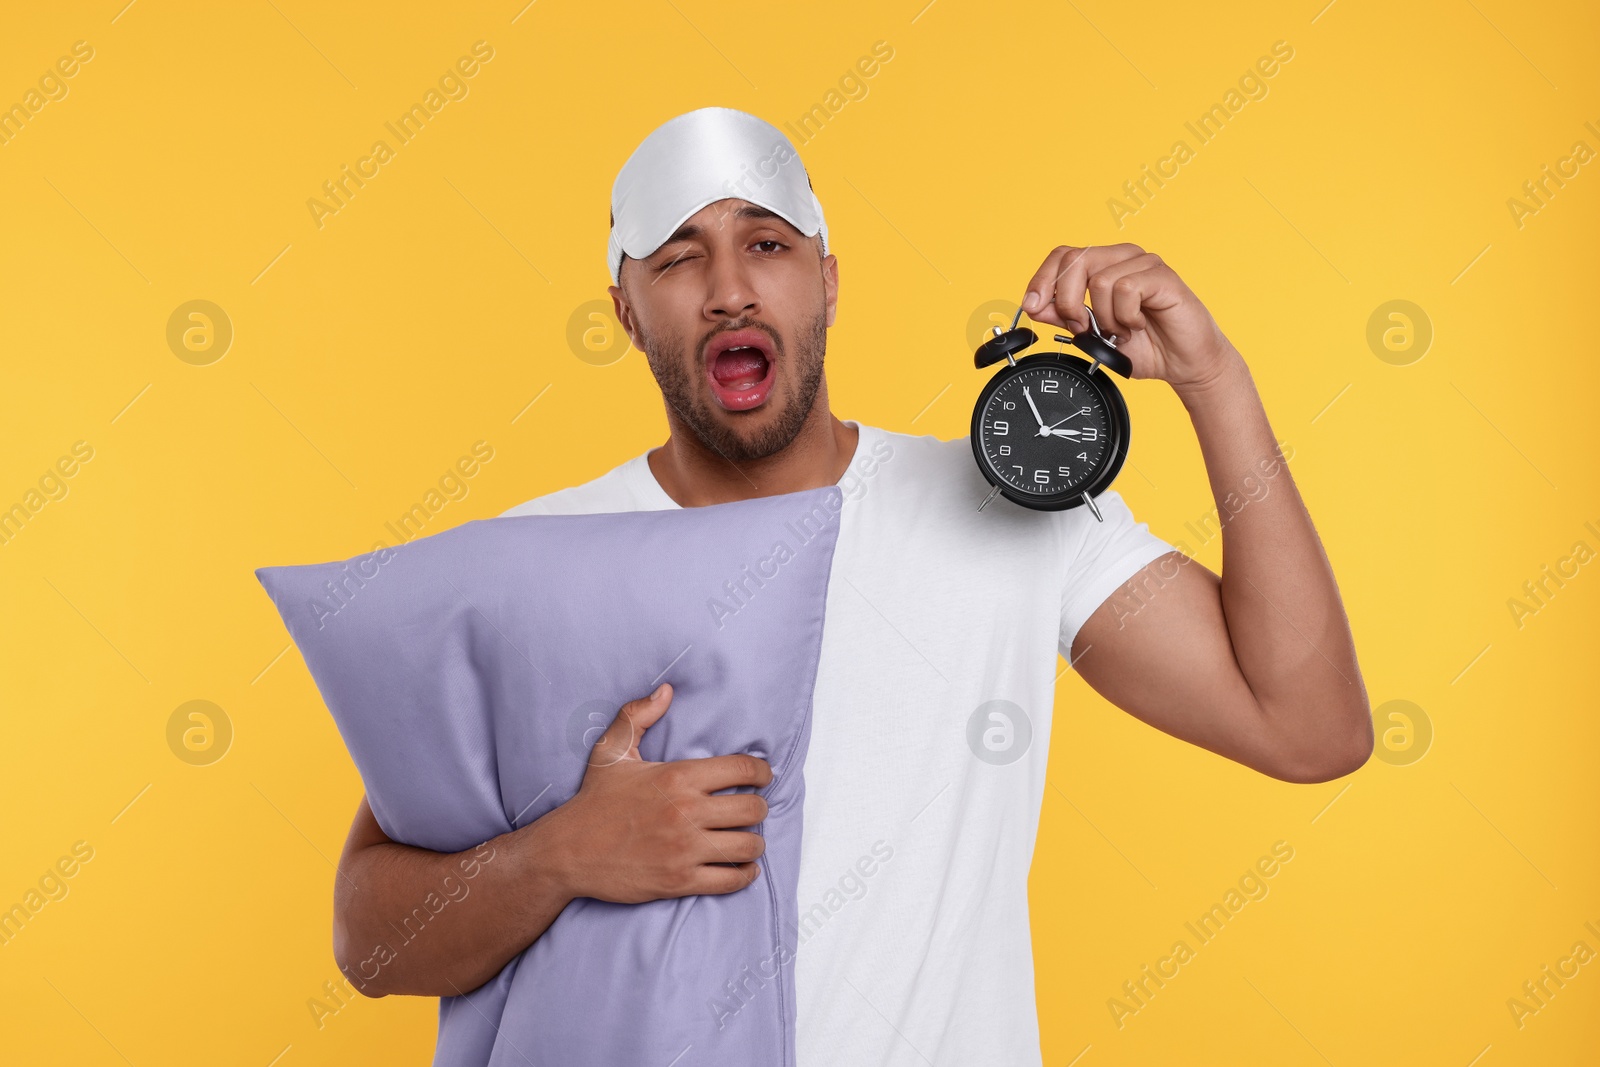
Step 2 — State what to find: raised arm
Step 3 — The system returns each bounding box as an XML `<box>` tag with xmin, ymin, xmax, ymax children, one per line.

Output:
<box><xmin>1025</xmin><ymin>244</ymin><xmax>1372</xmax><ymax>783</ymax></box>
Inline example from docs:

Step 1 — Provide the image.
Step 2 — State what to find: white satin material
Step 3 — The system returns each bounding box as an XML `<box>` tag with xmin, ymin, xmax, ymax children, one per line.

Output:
<box><xmin>608</xmin><ymin>107</ymin><xmax>829</xmax><ymax>284</ymax></box>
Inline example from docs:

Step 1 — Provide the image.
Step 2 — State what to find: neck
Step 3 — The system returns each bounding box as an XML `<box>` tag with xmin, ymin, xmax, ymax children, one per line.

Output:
<box><xmin>647</xmin><ymin>388</ymin><xmax>859</xmax><ymax>507</ymax></box>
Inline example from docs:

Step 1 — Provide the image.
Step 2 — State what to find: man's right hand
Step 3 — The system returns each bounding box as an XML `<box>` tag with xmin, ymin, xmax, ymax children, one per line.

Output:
<box><xmin>543</xmin><ymin>681</ymin><xmax>772</xmax><ymax>904</ymax></box>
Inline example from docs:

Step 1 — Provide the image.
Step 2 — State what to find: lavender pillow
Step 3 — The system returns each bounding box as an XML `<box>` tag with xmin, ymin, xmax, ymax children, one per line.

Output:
<box><xmin>255</xmin><ymin>486</ymin><xmax>844</xmax><ymax>1066</ymax></box>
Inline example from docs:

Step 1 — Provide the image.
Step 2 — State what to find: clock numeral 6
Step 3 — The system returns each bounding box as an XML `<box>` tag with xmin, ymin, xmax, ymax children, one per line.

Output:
<box><xmin>1033</xmin><ymin>469</ymin><xmax>1050</xmax><ymax>485</ymax></box>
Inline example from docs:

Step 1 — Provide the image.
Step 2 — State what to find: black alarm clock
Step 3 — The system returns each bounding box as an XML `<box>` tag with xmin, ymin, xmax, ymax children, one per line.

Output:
<box><xmin>970</xmin><ymin>303</ymin><xmax>1134</xmax><ymax>519</ymax></box>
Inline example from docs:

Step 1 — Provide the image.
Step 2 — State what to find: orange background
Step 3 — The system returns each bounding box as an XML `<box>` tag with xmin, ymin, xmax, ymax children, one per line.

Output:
<box><xmin>1</xmin><ymin>1</ymin><xmax>1596</xmax><ymax>1063</ymax></box>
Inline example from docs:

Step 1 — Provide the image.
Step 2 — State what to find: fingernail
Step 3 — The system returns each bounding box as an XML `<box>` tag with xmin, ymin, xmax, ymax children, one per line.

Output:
<box><xmin>1024</xmin><ymin>291</ymin><xmax>1039</xmax><ymax>311</ymax></box>
<box><xmin>651</xmin><ymin>682</ymin><xmax>667</xmax><ymax>700</ymax></box>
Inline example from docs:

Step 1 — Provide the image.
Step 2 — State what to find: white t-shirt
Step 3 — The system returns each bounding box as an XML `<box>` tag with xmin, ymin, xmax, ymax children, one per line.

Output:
<box><xmin>501</xmin><ymin>420</ymin><xmax>1176</xmax><ymax>1066</ymax></box>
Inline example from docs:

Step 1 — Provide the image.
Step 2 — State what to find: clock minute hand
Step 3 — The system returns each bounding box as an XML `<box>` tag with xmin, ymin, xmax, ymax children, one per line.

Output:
<box><xmin>1022</xmin><ymin>386</ymin><xmax>1047</xmax><ymax>431</ymax></box>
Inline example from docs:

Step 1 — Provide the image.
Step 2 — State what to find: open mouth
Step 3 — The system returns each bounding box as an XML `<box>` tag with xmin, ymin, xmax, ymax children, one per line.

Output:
<box><xmin>705</xmin><ymin>328</ymin><xmax>777</xmax><ymax>412</ymax></box>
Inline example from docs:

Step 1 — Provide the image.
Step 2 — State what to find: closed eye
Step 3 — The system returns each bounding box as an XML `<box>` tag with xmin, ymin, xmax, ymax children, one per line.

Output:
<box><xmin>655</xmin><ymin>251</ymin><xmax>698</xmax><ymax>271</ymax></box>
<box><xmin>653</xmin><ymin>240</ymin><xmax>784</xmax><ymax>271</ymax></box>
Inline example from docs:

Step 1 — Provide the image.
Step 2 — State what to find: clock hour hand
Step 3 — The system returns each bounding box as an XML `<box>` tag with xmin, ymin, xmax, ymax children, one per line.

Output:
<box><xmin>1048</xmin><ymin>427</ymin><xmax>1081</xmax><ymax>437</ymax></box>
<box><xmin>1022</xmin><ymin>386</ymin><xmax>1047</xmax><ymax>432</ymax></box>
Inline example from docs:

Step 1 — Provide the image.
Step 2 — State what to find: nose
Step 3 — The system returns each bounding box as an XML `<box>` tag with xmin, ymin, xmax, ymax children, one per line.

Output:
<box><xmin>702</xmin><ymin>250</ymin><xmax>760</xmax><ymax>322</ymax></box>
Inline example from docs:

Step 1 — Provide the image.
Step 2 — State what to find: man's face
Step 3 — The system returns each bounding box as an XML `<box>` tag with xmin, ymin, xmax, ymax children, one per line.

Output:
<box><xmin>610</xmin><ymin>199</ymin><xmax>839</xmax><ymax>464</ymax></box>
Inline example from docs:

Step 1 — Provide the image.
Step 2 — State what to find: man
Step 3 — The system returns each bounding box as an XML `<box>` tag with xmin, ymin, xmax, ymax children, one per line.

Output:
<box><xmin>332</xmin><ymin>107</ymin><xmax>1372</xmax><ymax>1064</ymax></box>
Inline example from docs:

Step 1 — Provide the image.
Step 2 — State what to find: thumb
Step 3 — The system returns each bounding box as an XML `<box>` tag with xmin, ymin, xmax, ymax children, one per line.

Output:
<box><xmin>588</xmin><ymin>682</ymin><xmax>672</xmax><ymax>769</ymax></box>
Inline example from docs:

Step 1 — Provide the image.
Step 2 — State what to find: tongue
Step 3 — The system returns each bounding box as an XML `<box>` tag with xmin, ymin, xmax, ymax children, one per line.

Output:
<box><xmin>712</xmin><ymin>348</ymin><xmax>768</xmax><ymax>389</ymax></box>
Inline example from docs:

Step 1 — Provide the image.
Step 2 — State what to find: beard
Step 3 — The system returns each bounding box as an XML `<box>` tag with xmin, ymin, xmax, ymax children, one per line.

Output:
<box><xmin>635</xmin><ymin>309</ymin><xmax>828</xmax><ymax>464</ymax></box>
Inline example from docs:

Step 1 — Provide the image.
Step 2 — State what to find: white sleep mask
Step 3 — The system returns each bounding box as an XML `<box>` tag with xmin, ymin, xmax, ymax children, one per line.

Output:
<box><xmin>607</xmin><ymin>107</ymin><xmax>829</xmax><ymax>284</ymax></box>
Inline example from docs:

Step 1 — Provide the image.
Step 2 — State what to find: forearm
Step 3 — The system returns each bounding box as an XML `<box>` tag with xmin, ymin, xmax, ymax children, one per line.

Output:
<box><xmin>1175</xmin><ymin>345</ymin><xmax>1371</xmax><ymax>771</ymax></box>
<box><xmin>334</xmin><ymin>813</ymin><xmax>574</xmax><ymax>998</ymax></box>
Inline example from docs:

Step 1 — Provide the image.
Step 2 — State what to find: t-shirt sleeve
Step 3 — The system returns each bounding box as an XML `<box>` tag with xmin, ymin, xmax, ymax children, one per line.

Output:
<box><xmin>1058</xmin><ymin>489</ymin><xmax>1178</xmax><ymax>665</ymax></box>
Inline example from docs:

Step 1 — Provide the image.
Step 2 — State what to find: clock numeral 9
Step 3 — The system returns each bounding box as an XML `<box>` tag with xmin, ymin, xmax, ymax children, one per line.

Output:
<box><xmin>992</xmin><ymin>420</ymin><xmax>1008</xmax><ymax>435</ymax></box>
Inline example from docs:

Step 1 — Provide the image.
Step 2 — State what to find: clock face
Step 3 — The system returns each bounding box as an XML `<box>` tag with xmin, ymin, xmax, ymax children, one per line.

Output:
<box><xmin>970</xmin><ymin>354</ymin><xmax>1129</xmax><ymax>510</ymax></box>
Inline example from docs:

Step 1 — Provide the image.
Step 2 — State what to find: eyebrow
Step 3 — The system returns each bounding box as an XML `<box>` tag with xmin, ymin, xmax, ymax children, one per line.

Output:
<box><xmin>655</xmin><ymin>204</ymin><xmax>785</xmax><ymax>251</ymax></box>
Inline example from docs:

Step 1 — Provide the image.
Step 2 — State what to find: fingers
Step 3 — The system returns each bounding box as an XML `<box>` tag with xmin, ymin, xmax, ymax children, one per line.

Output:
<box><xmin>667</xmin><ymin>750</ymin><xmax>774</xmax><ymax>794</ymax></box>
<box><xmin>1022</xmin><ymin>246</ymin><xmax>1080</xmax><ymax>328</ymax></box>
<box><xmin>682</xmin><ymin>828</ymin><xmax>766</xmax><ymax>894</ymax></box>
<box><xmin>1024</xmin><ymin>245</ymin><xmax>1107</xmax><ymax>329</ymax></box>
<box><xmin>589</xmin><ymin>682</ymin><xmax>673</xmax><ymax>768</ymax></box>
<box><xmin>694</xmin><ymin>790</ymin><xmax>769</xmax><ymax>829</ymax></box>
<box><xmin>1023</xmin><ymin>243</ymin><xmax>1147</xmax><ymax>332</ymax></box>
<box><xmin>689</xmin><ymin>828</ymin><xmax>767</xmax><ymax>867</ymax></box>
<box><xmin>1087</xmin><ymin>252</ymin><xmax>1164</xmax><ymax>338</ymax></box>
<box><xmin>688</xmin><ymin>859</ymin><xmax>763</xmax><ymax>895</ymax></box>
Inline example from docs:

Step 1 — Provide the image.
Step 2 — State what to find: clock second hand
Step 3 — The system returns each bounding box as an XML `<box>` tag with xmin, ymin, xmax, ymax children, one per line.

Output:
<box><xmin>1027</xmin><ymin>390</ymin><xmax>1083</xmax><ymax>438</ymax></box>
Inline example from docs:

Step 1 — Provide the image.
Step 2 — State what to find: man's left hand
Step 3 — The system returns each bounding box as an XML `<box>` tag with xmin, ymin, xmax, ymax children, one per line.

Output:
<box><xmin>1022</xmin><ymin>243</ymin><xmax>1240</xmax><ymax>395</ymax></box>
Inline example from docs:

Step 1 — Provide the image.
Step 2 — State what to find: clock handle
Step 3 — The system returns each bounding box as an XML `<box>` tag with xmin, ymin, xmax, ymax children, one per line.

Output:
<box><xmin>975</xmin><ymin>326</ymin><xmax>1038</xmax><ymax>369</ymax></box>
<box><xmin>1055</xmin><ymin>332</ymin><xmax>1134</xmax><ymax>379</ymax></box>
<box><xmin>1056</xmin><ymin>303</ymin><xmax>1134</xmax><ymax>378</ymax></box>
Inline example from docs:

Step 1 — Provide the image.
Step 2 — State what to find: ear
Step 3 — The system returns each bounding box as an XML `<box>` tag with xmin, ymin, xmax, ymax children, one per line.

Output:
<box><xmin>609</xmin><ymin>272</ymin><xmax>645</xmax><ymax>350</ymax></box>
<box><xmin>821</xmin><ymin>250</ymin><xmax>839</xmax><ymax>329</ymax></box>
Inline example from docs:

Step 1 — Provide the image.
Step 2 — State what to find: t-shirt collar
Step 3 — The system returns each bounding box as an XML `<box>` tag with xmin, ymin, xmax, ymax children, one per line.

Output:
<box><xmin>629</xmin><ymin>420</ymin><xmax>869</xmax><ymax>511</ymax></box>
